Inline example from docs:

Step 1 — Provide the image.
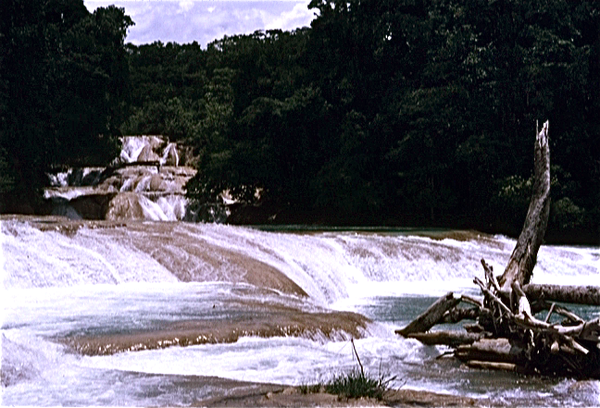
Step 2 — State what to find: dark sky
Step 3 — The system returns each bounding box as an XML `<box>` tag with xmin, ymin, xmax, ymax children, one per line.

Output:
<box><xmin>84</xmin><ymin>1</ymin><xmax>316</xmax><ymax>47</ymax></box>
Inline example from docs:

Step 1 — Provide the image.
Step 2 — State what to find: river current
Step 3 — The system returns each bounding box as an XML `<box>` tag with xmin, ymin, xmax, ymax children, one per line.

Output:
<box><xmin>1</xmin><ymin>217</ymin><xmax>599</xmax><ymax>406</ymax></box>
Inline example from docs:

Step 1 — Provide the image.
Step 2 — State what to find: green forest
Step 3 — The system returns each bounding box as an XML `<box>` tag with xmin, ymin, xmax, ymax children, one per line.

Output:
<box><xmin>1</xmin><ymin>0</ymin><xmax>598</xmax><ymax>243</ymax></box>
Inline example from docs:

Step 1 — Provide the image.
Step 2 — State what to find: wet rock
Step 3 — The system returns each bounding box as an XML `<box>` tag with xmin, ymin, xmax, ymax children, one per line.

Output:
<box><xmin>69</xmin><ymin>193</ymin><xmax>116</xmax><ymax>219</ymax></box>
<box><xmin>66</xmin><ymin>306</ymin><xmax>370</xmax><ymax>356</ymax></box>
<box><xmin>105</xmin><ymin>193</ymin><xmax>146</xmax><ymax>220</ymax></box>
<box><xmin>137</xmin><ymin>144</ymin><xmax>160</xmax><ymax>162</ymax></box>
<box><xmin>149</xmin><ymin>174</ymin><xmax>165</xmax><ymax>191</ymax></box>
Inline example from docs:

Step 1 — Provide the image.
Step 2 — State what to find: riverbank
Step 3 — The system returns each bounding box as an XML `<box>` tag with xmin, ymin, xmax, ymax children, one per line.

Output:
<box><xmin>193</xmin><ymin>379</ymin><xmax>482</xmax><ymax>407</ymax></box>
<box><xmin>184</xmin><ymin>375</ymin><xmax>598</xmax><ymax>407</ymax></box>
<box><xmin>225</xmin><ymin>202</ymin><xmax>599</xmax><ymax>246</ymax></box>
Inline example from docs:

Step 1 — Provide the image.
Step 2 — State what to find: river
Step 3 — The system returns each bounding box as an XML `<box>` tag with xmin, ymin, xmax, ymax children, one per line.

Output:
<box><xmin>2</xmin><ymin>217</ymin><xmax>598</xmax><ymax>406</ymax></box>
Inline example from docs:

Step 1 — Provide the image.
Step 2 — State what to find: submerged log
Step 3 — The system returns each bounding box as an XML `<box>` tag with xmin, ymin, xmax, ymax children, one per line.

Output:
<box><xmin>498</xmin><ymin>121</ymin><xmax>551</xmax><ymax>292</ymax></box>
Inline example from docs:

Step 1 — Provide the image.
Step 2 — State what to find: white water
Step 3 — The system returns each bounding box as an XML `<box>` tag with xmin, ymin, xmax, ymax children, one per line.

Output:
<box><xmin>1</xmin><ymin>219</ymin><xmax>599</xmax><ymax>406</ymax></box>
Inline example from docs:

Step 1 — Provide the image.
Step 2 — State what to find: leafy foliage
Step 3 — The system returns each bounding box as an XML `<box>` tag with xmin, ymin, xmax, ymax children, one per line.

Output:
<box><xmin>0</xmin><ymin>0</ymin><xmax>132</xmax><ymax>207</ymax></box>
<box><xmin>3</xmin><ymin>0</ymin><xmax>598</xmax><ymax>239</ymax></box>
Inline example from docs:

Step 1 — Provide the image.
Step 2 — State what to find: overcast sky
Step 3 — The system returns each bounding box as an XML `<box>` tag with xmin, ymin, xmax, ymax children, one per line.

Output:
<box><xmin>84</xmin><ymin>1</ymin><xmax>317</xmax><ymax>47</ymax></box>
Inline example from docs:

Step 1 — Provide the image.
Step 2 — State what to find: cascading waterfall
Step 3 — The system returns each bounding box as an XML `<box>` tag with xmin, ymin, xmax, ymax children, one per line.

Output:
<box><xmin>43</xmin><ymin>136</ymin><xmax>196</xmax><ymax>222</ymax></box>
<box><xmin>2</xmin><ymin>217</ymin><xmax>599</xmax><ymax>406</ymax></box>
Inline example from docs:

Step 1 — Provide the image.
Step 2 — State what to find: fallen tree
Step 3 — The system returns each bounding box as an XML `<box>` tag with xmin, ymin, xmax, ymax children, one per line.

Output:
<box><xmin>396</xmin><ymin>121</ymin><xmax>600</xmax><ymax>379</ymax></box>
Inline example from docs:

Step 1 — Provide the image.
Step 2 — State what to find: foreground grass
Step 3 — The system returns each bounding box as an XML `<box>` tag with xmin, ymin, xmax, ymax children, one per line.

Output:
<box><xmin>300</xmin><ymin>368</ymin><xmax>394</xmax><ymax>401</ymax></box>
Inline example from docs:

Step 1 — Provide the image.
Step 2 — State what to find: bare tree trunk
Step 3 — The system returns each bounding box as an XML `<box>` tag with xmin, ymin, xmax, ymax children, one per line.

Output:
<box><xmin>498</xmin><ymin>121</ymin><xmax>551</xmax><ymax>292</ymax></box>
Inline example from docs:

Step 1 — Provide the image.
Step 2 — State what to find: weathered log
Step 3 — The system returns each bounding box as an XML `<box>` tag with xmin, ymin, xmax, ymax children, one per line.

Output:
<box><xmin>498</xmin><ymin>121</ymin><xmax>551</xmax><ymax>292</ymax></box>
<box><xmin>474</xmin><ymin>277</ymin><xmax>513</xmax><ymax>317</ymax></box>
<box><xmin>455</xmin><ymin>338</ymin><xmax>522</xmax><ymax>364</ymax></box>
<box><xmin>466</xmin><ymin>360</ymin><xmax>518</xmax><ymax>372</ymax></box>
<box><xmin>460</xmin><ymin>295</ymin><xmax>483</xmax><ymax>308</ymax></box>
<box><xmin>395</xmin><ymin>293</ymin><xmax>460</xmax><ymax>337</ymax></box>
<box><xmin>440</xmin><ymin>307</ymin><xmax>480</xmax><ymax>324</ymax></box>
<box><xmin>511</xmin><ymin>314</ymin><xmax>591</xmax><ymax>355</ymax></box>
<box><xmin>580</xmin><ymin>319</ymin><xmax>600</xmax><ymax>343</ymax></box>
<box><xmin>524</xmin><ymin>284</ymin><xmax>600</xmax><ymax>306</ymax></box>
<box><xmin>544</xmin><ymin>302</ymin><xmax>556</xmax><ymax>322</ymax></box>
<box><xmin>512</xmin><ymin>281</ymin><xmax>532</xmax><ymax>317</ymax></box>
<box><xmin>407</xmin><ymin>331</ymin><xmax>484</xmax><ymax>347</ymax></box>
<box><xmin>463</xmin><ymin>323</ymin><xmax>486</xmax><ymax>333</ymax></box>
<box><xmin>481</xmin><ymin>259</ymin><xmax>500</xmax><ymax>292</ymax></box>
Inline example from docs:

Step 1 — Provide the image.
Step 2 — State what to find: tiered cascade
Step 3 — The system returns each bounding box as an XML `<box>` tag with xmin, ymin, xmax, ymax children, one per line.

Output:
<box><xmin>45</xmin><ymin>136</ymin><xmax>196</xmax><ymax>221</ymax></box>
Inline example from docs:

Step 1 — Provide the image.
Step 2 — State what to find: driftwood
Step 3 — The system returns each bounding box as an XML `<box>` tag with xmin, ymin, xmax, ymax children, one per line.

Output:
<box><xmin>455</xmin><ymin>338</ymin><xmax>521</xmax><ymax>363</ymax></box>
<box><xmin>466</xmin><ymin>360</ymin><xmax>518</xmax><ymax>372</ymax></box>
<box><xmin>524</xmin><ymin>284</ymin><xmax>600</xmax><ymax>306</ymax></box>
<box><xmin>395</xmin><ymin>292</ymin><xmax>460</xmax><ymax>336</ymax></box>
<box><xmin>396</xmin><ymin>121</ymin><xmax>600</xmax><ymax>379</ymax></box>
<box><xmin>407</xmin><ymin>331</ymin><xmax>484</xmax><ymax>347</ymax></box>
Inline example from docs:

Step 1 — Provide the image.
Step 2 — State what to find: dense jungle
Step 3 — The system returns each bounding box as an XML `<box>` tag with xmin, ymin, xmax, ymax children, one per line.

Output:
<box><xmin>1</xmin><ymin>0</ymin><xmax>599</xmax><ymax>244</ymax></box>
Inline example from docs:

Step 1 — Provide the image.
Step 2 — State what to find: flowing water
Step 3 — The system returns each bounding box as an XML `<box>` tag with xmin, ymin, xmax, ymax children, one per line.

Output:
<box><xmin>1</xmin><ymin>217</ymin><xmax>599</xmax><ymax>406</ymax></box>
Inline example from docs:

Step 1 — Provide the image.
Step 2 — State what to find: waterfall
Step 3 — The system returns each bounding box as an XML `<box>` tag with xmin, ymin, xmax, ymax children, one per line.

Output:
<box><xmin>4</xmin><ymin>219</ymin><xmax>598</xmax><ymax>303</ymax></box>
<box><xmin>44</xmin><ymin>136</ymin><xmax>196</xmax><ymax>221</ymax></box>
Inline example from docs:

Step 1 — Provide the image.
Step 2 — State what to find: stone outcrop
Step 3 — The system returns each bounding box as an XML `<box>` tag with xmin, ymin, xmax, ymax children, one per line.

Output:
<box><xmin>137</xmin><ymin>144</ymin><xmax>160</xmax><ymax>162</ymax></box>
<box><xmin>70</xmin><ymin>193</ymin><xmax>117</xmax><ymax>220</ymax></box>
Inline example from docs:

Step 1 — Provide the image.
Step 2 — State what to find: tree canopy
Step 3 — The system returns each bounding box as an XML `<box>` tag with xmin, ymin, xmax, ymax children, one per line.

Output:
<box><xmin>0</xmin><ymin>0</ymin><xmax>132</xmax><ymax>208</ymax></box>
<box><xmin>2</xmin><ymin>0</ymin><xmax>598</xmax><ymax>241</ymax></box>
<box><xmin>182</xmin><ymin>0</ymin><xmax>597</xmax><ymax>240</ymax></box>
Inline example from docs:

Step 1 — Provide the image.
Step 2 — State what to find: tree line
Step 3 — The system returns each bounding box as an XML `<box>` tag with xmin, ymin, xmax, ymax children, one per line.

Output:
<box><xmin>1</xmin><ymin>0</ymin><xmax>598</xmax><ymax>242</ymax></box>
<box><xmin>1</xmin><ymin>0</ymin><xmax>132</xmax><ymax>208</ymax></box>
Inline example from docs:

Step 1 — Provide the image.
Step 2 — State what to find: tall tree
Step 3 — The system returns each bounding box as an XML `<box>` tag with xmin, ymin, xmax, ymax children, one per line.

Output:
<box><xmin>0</xmin><ymin>0</ymin><xmax>133</xmax><ymax>210</ymax></box>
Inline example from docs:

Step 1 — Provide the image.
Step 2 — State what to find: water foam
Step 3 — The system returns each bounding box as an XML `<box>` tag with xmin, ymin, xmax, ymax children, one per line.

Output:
<box><xmin>3</xmin><ymin>219</ymin><xmax>598</xmax><ymax>301</ymax></box>
<box><xmin>2</xmin><ymin>221</ymin><xmax>177</xmax><ymax>288</ymax></box>
<box><xmin>119</xmin><ymin>136</ymin><xmax>161</xmax><ymax>163</ymax></box>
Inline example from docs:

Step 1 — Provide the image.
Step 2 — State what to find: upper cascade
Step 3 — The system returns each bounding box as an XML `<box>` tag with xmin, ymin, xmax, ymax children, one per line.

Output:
<box><xmin>45</xmin><ymin>136</ymin><xmax>197</xmax><ymax>221</ymax></box>
<box><xmin>119</xmin><ymin>136</ymin><xmax>180</xmax><ymax>166</ymax></box>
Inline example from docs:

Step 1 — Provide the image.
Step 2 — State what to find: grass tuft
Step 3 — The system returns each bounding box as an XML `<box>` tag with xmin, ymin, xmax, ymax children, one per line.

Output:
<box><xmin>325</xmin><ymin>368</ymin><xmax>390</xmax><ymax>400</ymax></box>
<box><xmin>298</xmin><ymin>383</ymin><xmax>323</xmax><ymax>394</ymax></box>
<box><xmin>298</xmin><ymin>339</ymin><xmax>397</xmax><ymax>400</ymax></box>
<box><xmin>299</xmin><ymin>369</ymin><xmax>394</xmax><ymax>400</ymax></box>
